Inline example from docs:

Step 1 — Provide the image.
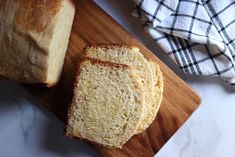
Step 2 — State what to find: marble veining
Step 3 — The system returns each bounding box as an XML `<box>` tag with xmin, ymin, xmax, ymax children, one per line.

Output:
<box><xmin>18</xmin><ymin>100</ymin><xmax>36</xmax><ymax>144</ymax></box>
<box><xmin>0</xmin><ymin>80</ymin><xmax>99</xmax><ymax>157</ymax></box>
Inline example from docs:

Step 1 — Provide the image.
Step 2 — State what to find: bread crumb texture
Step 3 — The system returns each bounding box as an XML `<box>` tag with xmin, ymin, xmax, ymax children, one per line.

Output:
<box><xmin>85</xmin><ymin>45</ymin><xmax>162</xmax><ymax>133</ymax></box>
<box><xmin>66</xmin><ymin>57</ymin><xmax>145</xmax><ymax>148</ymax></box>
<box><xmin>66</xmin><ymin>45</ymin><xmax>164</xmax><ymax>148</ymax></box>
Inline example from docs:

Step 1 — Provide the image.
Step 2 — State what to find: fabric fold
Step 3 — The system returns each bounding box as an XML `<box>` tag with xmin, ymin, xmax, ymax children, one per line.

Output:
<box><xmin>133</xmin><ymin>0</ymin><xmax>235</xmax><ymax>85</ymax></box>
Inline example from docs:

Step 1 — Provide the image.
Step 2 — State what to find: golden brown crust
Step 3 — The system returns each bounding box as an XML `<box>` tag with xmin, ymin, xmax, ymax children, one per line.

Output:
<box><xmin>15</xmin><ymin>0</ymin><xmax>62</xmax><ymax>32</ymax></box>
<box><xmin>84</xmin><ymin>43</ymin><xmax>139</xmax><ymax>52</ymax></box>
<box><xmin>83</xmin><ymin>56</ymin><xmax>130</xmax><ymax>69</ymax></box>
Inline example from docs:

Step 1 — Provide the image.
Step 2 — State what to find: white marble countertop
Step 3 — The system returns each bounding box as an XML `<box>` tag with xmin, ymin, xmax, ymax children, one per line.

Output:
<box><xmin>1</xmin><ymin>1</ymin><xmax>235</xmax><ymax>157</ymax></box>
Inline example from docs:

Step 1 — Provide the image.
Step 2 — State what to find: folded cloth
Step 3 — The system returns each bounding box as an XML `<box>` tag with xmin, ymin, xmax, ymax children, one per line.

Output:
<box><xmin>133</xmin><ymin>0</ymin><xmax>235</xmax><ymax>85</ymax></box>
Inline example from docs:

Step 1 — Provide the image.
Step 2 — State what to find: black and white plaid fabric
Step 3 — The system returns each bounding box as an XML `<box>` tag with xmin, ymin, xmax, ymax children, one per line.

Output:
<box><xmin>133</xmin><ymin>0</ymin><xmax>235</xmax><ymax>85</ymax></box>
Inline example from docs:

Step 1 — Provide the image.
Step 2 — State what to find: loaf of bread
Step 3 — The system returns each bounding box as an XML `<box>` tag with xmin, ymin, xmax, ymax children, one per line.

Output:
<box><xmin>66</xmin><ymin>57</ymin><xmax>145</xmax><ymax>148</ymax></box>
<box><xmin>0</xmin><ymin>0</ymin><xmax>75</xmax><ymax>86</ymax></box>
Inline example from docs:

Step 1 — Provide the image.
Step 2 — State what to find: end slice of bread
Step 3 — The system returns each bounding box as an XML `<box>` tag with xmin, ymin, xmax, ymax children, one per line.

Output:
<box><xmin>65</xmin><ymin>57</ymin><xmax>145</xmax><ymax>148</ymax></box>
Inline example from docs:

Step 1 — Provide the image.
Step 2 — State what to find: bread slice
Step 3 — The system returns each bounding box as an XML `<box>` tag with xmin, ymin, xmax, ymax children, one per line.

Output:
<box><xmin>84</xmin><ymin>44</ymin><xmax>154</xmax><ymax>134</ymax></box>
<box><xmin>152</xmin><ymin>63</ymin><xmax>164</xmax><ymax>117</ymax></box>
<box><xmin>137</xmin><ymin>62</ymin><xmax>164</xmax><ymax>133</ymax></box>
<box><xmin>65</xmin><ymin>57</ymin><xmax>145</xmax><ymax>148</ymax></box>
<box><xmin>0</xmin><ymin>0</ymin><xmax>75</xmax><ymax>86</ymax></box>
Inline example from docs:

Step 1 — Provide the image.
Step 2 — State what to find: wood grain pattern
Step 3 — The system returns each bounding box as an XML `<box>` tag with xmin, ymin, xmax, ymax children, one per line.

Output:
<box><xmin>25</xmin><ymin>0</ymin><xmax>201</xmax><ymax>156</ymax></box>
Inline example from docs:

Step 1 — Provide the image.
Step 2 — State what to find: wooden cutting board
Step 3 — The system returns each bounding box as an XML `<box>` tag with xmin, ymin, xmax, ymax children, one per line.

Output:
<box><xmin>25</xmin><ymin>0</ymin><xmax>201</xmax><ymax>156</ymax></box>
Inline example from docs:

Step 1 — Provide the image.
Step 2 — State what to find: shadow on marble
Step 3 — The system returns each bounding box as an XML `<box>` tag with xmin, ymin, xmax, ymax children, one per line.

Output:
<box><xmin>39</xmin><ymin>117</ymin><xmax>99</xmax><ymax>156</ymax></box>
<box><xmin>184</xmin><ymin>74</ymin><xmax>235</xmax><ymax>93</ymax></box>
<box><xmin>0</xmin><ymin>80</ymin><xmax>99</xmax><ymax>157</ymax></box>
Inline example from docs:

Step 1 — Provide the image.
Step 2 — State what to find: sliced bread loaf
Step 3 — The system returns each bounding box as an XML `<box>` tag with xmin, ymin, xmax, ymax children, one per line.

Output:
<box><xmin>0</xmin><ymin>0</ymin><xmax>75</xmax><ymax>86</ymax></box>
<box><xmin>84</xmin><ymin>44</ymin><xmax>154</xmax><ymax>134</ymax></box>
<box><xmin>65</xmin><ymin>57</ymin><xmax>145</xmax><ymax>148</ymax></box>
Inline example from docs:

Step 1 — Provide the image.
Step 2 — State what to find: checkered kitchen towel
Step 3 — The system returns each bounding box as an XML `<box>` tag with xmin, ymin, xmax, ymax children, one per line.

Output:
<box><xmin>133</xmin><ymin>0</ymin><xmax>235</xmax><ymax>85</ymax></box>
